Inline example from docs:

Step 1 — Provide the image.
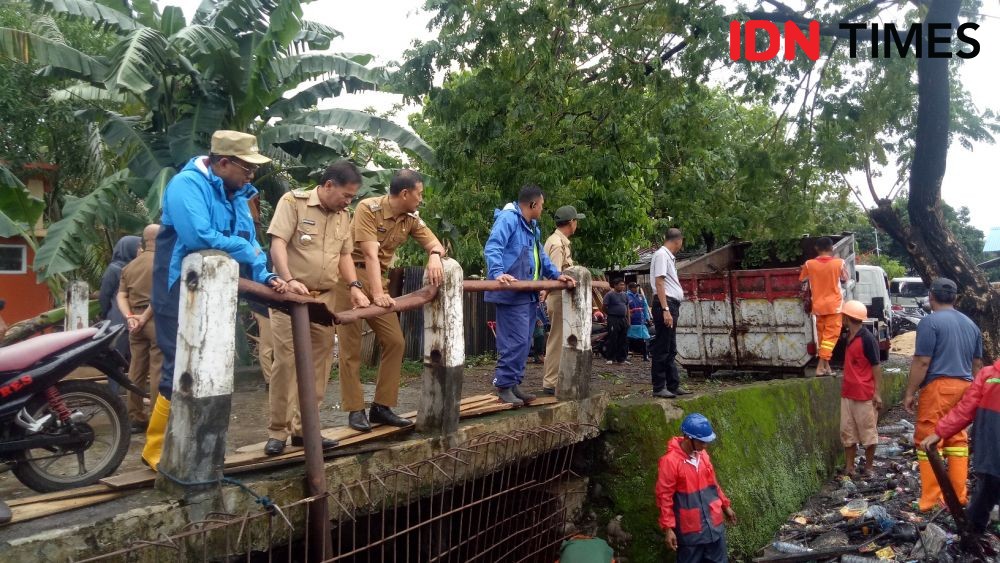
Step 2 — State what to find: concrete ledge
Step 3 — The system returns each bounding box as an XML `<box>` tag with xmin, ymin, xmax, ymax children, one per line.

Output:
<box><xmin>1</xmin><ymin>393</ymin><xmax>610</xmax><ymax>562</ymax></box>
<box><xmin>593</xmin><ymin>373</ymin><xmax>907</xmax><ymax>562</ymax></box>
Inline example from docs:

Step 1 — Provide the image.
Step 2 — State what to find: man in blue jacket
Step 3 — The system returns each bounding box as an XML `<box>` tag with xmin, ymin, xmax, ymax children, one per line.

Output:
<box><xmin>142</xmin><ymin>130</ymin><xmax>287</xmax><ymax>469</ymax></box>
<box><xmin>484</xmin><ymin>185</ymin><xmax>575</xmax><ymax>406</ymax></box>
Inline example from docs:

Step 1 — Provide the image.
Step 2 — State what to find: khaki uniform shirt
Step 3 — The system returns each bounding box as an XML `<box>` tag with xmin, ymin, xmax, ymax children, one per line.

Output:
<box><xmin>544</xmin><ymin>229</ymin><xmax>574</xmax><ymax>270</ymax></box>
<box><xmin>119</xmin><ymin>250</ymin><xmax>155</xmax><ymax>310</ymax></box>
<box><xmin>351</xmin><ymin>195</ymin><xmax>441</xmax><ymax>273</ymax></box>
<box><xmin>267</xmin><ymin>189</ymin><xmax>353</xmax><ymax>303</ymax></box>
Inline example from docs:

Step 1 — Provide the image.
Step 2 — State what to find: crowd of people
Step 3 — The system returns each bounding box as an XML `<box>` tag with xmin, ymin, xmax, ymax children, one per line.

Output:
<box><xmin>92</xmin><ymin>129</ymin><xmax>999</xmax><ymax>562</ymax></box>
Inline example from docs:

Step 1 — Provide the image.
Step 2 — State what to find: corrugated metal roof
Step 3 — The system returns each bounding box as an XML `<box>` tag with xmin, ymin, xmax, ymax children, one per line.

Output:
<box><xmin>985</xmin><ymin>228</ymin><xmax>1000</xmax><ymax>253</ymax></box>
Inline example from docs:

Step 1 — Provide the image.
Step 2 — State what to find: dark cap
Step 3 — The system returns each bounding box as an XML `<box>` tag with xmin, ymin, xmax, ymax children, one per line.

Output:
<box><xmin>554</xmin><ymin>205</ymin><xmax>585</xmax><ymax>222</ymax></box>
<box><xmin>930</xmin><ymin>277</ymin><xmax>958</xmax><ymax>294</ymax></box>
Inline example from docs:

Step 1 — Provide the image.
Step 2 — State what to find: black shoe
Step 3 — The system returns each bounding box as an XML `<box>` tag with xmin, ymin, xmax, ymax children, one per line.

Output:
<box><xmin>290</xmin><ymin>436</ymin><xmax>339</xmax><ymax>449</ymax></box>
<box><xmin>511</xmin><ymin>385</ymin><xmax>536</xmax><ymax>404</ymax></box>
<box><xmin>671</xmin><ymin>387</ymin><xmax>693</xmax><ymax>396</ymax></box>
<box><xmin>349</xmin><ymin>410</ymin><xmax>372</xmax><ymax>432</ymax></box>
<box><xmin>496</xmin><ymin>387</ymin><xmax>524</xmax><ymax>407</ymax></box>
<box><xmin>130</xmin><ymin>420</ymin><xmax>148</xmax><ymax>434</ymax></box>
<box><xmin>369</xmin><ymin>403</ymin><xmax>414</xmax><ymax>428</ymax></box>
<box><xmin>653</xmin><ymin>389</ymin><xmax>676</xmax><ymax>399</ymax></box>
<box><xmin>542</xmin><ymin>387</ymin><xmax>555</xmax><ymax>396</ymax></box>
<box><xmin>264</xmin><ymin>438</ymin><xmax>286</xmax><ymax>456</ymax></box>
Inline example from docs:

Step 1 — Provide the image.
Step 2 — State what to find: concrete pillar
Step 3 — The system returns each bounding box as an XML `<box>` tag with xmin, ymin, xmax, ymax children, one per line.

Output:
<box><xmin>156</xmin><ymin>251</ymin><xmax>238</xmax><ymax>507</ymax></box>
<box><xmin>417</xmin><ymin>258</ymin><xmax>464</xmax><ymax>439</ymax></box>
<box><xmin>65</xmin><ymin>280</ymin><xmax>89</xmax><ymax>330</ymax></box>
<box><xmin>557</xmin><ymin>266</ymin><xmax>592</xmax><ymax>400</ymax></box>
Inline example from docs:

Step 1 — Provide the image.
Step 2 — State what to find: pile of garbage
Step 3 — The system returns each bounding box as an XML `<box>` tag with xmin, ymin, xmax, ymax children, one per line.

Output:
<box><xmin>756</xmin><ymin>412</ymin><xmax>1000</xmax><ymax>562</ymax></box>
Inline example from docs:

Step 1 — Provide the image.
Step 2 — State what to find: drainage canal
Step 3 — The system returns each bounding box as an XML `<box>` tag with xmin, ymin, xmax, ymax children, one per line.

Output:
<box><xmin>78</xmin><ymin>423</ymin><xmax>588</xmax><ymax>563</ymax></box>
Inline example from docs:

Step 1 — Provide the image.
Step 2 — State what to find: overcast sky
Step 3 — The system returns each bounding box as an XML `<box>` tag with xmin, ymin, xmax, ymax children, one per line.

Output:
<box><xmin>167</xmin><ymin>1</ymin><xmax>1000</xmax><ymax>234</ymax></box>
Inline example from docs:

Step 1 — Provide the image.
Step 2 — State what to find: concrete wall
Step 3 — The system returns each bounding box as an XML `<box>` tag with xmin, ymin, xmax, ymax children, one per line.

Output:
<box><xmin>592</xmin><ymin>372</ymin><xmax>907</xmax><ymax>562</ymax></box>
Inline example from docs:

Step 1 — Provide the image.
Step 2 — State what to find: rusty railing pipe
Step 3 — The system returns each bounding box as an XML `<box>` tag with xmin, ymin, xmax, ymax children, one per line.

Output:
<box><xmin>289</xmin><ymin>303</ymin><xmax>332</xmax><ymax>561</ymax></box>
<box><xmin>462</xmin><ymin>279</ymin><xmax>609</xmax><ymax>292</ymax></box>
<box><xmin>334</xmin><ymin>284</ymin><xmax>440</xmax><ymax>325</ymax></box>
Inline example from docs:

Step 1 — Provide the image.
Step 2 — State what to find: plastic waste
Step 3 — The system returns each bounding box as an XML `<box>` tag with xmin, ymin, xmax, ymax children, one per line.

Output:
<box><xmin>877</xmin><ymin>419</ymin><xmax>913</xmax><ymax>434</ymax></box>
<box><xmin>911</xmin><ymin>523</ymin><xmax>949</xmax><ymax>559</ymax></box>
<box><xmin>864</xmin><ymin>505</ymin><xmax>897</xmax><ymax>531</ymax></box>
<box><xmin>772</xmin><ymin>541</ymin><xmax>813</xmax><ymax>554</ymax></box>
<box><xmin>841</xmin><ymin>555</ymin><xmax>889</xmax><ymax>563</ymax></box>
<box><xmin>840</xmin><ymin>498</ymin><xmax>868</xmax><ymax>519</ymax></box>
<box><xmin>890</xmin><ymin>522</ymin><xmax>918</xmax><ymax>542</ymax></box>
<box><xmin>874</xmin><ymin>444</ymin><xmax>904</xmax><ymax>456</ymax></box>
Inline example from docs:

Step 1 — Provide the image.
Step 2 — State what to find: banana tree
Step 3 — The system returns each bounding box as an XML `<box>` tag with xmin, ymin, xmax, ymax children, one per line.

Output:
<box><xmin>0</xmin><ymin>0</ymin><xmax>435</xmax><ymax>279</ymax></box>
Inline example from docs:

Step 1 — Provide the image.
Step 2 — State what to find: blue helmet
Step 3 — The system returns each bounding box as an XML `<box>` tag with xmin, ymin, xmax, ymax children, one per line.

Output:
<box><xmin>681</xmin><ymin>413</ymin><xmax>716</xmax><ymax>443</ymax></box>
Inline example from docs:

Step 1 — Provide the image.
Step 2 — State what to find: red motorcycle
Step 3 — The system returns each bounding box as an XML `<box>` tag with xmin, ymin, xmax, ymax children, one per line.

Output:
<box><xmin>0</xmin><ymin>302</ymin><xmax>140</xmax><ymax>500</ymax></box>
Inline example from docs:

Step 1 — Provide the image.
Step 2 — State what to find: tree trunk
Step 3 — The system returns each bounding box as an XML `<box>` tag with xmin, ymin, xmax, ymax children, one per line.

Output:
<box><xmin>868</xmin><ymin>0</ymin><xmax>1000</xmax><ymax>360</ymax></box>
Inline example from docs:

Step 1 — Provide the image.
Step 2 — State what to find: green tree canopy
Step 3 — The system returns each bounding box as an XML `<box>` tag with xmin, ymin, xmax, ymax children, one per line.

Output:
<box><xmin>1</xmin><ymin>0</ymin><xmax>434</xmax><ymax>280</ymax></box>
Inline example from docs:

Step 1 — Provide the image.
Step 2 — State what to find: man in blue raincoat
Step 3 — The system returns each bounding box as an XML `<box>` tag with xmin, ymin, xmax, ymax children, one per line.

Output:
<box><xmin>484</xmin><ymin>185</ymin><xmax>575</xmax><ymax>406</ymax></box>
<box><xmin>142</xmin><ymin>130</ymin><xmax>287</xmax><ymax>469</ymax></box>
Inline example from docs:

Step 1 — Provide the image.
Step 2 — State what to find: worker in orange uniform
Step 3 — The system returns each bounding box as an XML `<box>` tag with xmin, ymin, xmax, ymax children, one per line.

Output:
<box><xmin>656</xmin><ymin>414</ymin><xmax>737</xmax><ymax>562</ymax></box>
<box><xmin>799</xmin><ymin>237</ymin><xmax>849</xmax><ymax>376</ymax></box>
<box><xmin>904</xmin><ymin>277</ymin><xmax>983</xmax><ymax>511</ymax></box>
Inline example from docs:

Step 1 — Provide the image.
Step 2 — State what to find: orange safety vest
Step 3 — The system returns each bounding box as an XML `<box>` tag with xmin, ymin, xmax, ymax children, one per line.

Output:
<box><xmin>800</xmin><ymin>256</ymin><xmax>844</xmax><ymax>315</ymax></box>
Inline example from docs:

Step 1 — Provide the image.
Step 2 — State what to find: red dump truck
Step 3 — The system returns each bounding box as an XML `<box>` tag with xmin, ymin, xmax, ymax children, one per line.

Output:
<box><xmin>675</xmin><ymin>234</ymin><xmax>891</xmax><ymax>377</ymax></box>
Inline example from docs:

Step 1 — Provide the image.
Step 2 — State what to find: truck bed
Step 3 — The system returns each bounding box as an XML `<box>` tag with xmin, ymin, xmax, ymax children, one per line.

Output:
<box><xmin>675</xmin><ymin>234</ymin><xmax>856</xmax><ymax>373</ymax></box>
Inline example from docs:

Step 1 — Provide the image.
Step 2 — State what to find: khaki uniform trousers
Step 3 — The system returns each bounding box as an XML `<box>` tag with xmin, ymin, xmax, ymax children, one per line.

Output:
<box><xmin>542</xmin><ymin>293</ymin><xmax>563</xmax><ymax>390</ymax></box>
<box><xmin>334</xmin><ymin>278</ymin><xmax>405</xmax><ymax>412</ymax></box>
<box><xmin>267</xmin><ymin>308</ymin><xmax>335</xmax><ymax>441</ymax></box>
<box><xmin>252</xmin><ymin>311</ymin><xmax>275</xmax><ymax>385</ymax></box>
<box><xmin>126</xmin><ymin>317</ymin><xmax>161</xmax><ymax>424</ymax></box>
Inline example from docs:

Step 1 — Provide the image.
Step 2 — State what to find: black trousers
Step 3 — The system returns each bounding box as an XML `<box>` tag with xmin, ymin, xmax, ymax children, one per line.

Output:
<box><xmin>651</xmin><ymin>299</ymin><xmax>681</xmax><ymax>392</ymax></box>
<box><xmin>606</xmin><ymin>315</ymin><xmax>629</xmax><ymax>362</ymax></box>
<box><xmin>968</xmin><ymin>472</ymin><xmax>1000</xmax><ymax>533</ymax></box>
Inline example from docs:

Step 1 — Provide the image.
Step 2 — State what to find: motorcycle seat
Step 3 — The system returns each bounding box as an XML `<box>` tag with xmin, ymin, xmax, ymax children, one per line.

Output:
<box><xmin>0</xmin><ymin>327</ymin><xmax>100</xmax><ymax>372</ymax></box>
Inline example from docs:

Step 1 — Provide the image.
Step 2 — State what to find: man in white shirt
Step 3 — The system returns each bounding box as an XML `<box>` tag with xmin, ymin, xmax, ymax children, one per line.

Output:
<box><xmin>650</xmin><ymin>228</ymin><xmax>692</xmax><ymax>398</ymax></box>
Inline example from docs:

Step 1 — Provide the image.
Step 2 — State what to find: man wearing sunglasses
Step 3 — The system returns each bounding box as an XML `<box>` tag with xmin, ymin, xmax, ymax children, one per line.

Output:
<box><xmin>142</xmin><ymin>130</ymin><xmax>288</xmax><ymax>470</ymax></box>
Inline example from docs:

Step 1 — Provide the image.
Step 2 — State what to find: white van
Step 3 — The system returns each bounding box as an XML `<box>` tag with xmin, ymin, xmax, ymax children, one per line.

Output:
<box><xmin>854</xmin><ymin>265</ymin><xmax>892</xmax><ymax>320</ymax></box>
<box><xmin>889</xmin><ymin>277</ymin><xmax>928</xmax><ymax>312</ymax></box>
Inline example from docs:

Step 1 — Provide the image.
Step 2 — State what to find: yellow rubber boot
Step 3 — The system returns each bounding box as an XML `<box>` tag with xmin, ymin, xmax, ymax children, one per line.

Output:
<box><xmin>945</xmin><ymin>450</ymin><xmax>970</xmax><ymax>505</ymax></box>
<box><xmin>141</xmin><ymin>395</ymin><xmax>170</xmax><ymax>471</ymax></box>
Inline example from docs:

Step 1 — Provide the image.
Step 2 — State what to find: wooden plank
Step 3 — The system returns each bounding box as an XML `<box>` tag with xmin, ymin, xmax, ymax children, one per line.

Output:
<box><xmin>101</xmin><ymin>394</ymin><xmax>555</xmax><ymax>491</ymax></box>
<box><xmin>4</xmin><ymin>492</ymin><xmax>124</xmax><ymax>526</ymax></box>
<box><xmin>6</xmin><ymin>484</ymin><xmax>113</xmax><ymax>508</ymax></box>
<box><xmin>234</xmin><ymin>394</ymin><xmax>494</xmax><ymax>454</ymax></box>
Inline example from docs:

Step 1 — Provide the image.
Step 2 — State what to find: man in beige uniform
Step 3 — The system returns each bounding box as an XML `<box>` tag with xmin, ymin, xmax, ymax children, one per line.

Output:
<box><xmin>264</xmin><ymin>162</ymin><xmax>370</xmax><ymax>456</ymax></box>
<box><xmin>116</xmin><ymin>224</ymin><xmax>162</xmax><ymax>434</ymax></box>
<box><xmin>541</xmin><ymin>206</ymin><xmax>585</xmax><ymax>395</ymax></box>
<box><xmin>336</xmin><ymin>169</ymin><xmax>446</xmax><ymax>432</ymax></box>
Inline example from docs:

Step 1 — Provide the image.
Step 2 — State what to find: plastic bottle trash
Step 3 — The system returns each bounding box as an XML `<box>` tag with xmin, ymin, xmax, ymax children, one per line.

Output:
<box><xmin>876</xmin><ymin>423</ymin><xmax>908</xmax><ymax>435</ymax></box>
<box><xmin>841</xmin><ymin>555</ymin><xmax>889</xmax><ymax>563</ymax></box>
<box><xmin>772</xmin><ymin>542</ymin><xmax>813</xmax><ymax>554</ymax></box>
<box><xmin>874</xmin><ymin>444</ymin><xmax>904</xmax><ymax>457</ymax></box>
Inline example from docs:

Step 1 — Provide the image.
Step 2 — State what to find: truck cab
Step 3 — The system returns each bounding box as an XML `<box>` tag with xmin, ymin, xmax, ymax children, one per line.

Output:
<box><xmin>889</xmin><ymin>277</ymin><xmax>928</xmax><ymax>313</ymax></box>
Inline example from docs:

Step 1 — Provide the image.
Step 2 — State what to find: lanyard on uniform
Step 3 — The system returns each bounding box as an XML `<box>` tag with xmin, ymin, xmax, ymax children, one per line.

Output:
<box><xmin>533</xmin><ymin>241</ymin><xmax>540</xmax><ymax>280</ymax></box>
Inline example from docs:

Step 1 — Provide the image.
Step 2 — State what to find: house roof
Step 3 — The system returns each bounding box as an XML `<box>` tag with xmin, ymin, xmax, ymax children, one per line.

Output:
<box><xmin>985</xmin><ymin>228</ymin><xmax>1000</xmax><ymax>253</ymax></box>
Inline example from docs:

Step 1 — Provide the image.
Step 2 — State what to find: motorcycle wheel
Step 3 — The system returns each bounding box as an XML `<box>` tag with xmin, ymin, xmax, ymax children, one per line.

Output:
<box><xmin>12</xmin><ymin>380</ymin><xmax>129</xmax><ymax>492</ymax></box>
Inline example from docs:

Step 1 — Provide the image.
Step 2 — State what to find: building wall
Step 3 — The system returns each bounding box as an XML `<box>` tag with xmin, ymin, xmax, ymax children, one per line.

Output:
<box><xmin>0</xmin><ymin>236</ymin><xmax>53</xmax><ymax>324</ymax></box>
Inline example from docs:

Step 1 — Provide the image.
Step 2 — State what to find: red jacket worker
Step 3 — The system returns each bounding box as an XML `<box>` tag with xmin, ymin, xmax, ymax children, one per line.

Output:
<box><xmin>655</xmin><ymin>414</ymin><xmax>737</xmax><ymax>563</ymax></box>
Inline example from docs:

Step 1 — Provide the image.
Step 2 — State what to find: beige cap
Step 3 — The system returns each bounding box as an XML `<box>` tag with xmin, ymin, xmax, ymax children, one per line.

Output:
<box><xmin>210</xmin><ymin>130</ymin><xmax>271</xmax><ymax>165</ymax></box>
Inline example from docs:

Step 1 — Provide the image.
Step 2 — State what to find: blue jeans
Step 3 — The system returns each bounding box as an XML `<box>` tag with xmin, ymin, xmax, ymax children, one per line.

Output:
<box><xmin>678</xmin><ymin>534</ymin><xmax>727</xmax><ymax>563</ymax></box>
<box><xmin>492</xmin><ymin>302</ymin><xmax>535</xmax><ymax>388</ymax></box>
<box><xmin>152</xmin><ymin>227</ymin><xmax>180</xmax><ymax>400</ymax></box>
